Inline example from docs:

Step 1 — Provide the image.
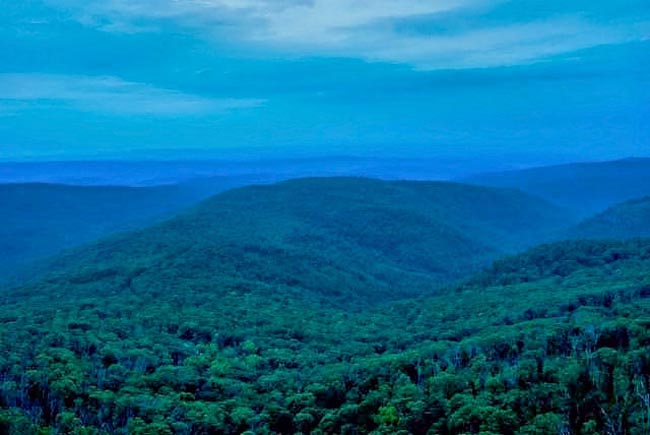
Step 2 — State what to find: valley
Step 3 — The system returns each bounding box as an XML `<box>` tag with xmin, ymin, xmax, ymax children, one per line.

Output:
<box><xmin>1</xmin><ymin>160</ymin><xmax>650</xmax><ymax>433</ymax></box>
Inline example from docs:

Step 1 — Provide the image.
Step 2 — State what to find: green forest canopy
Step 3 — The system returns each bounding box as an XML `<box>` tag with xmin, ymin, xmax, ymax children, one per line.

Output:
<box><xmin>1</xmin><ymin>239</ymin><xmax>649</xmax><ymax>434</ymax></box>
<box><xmin>1</xmin><ymin>178</ymin><xmax>650</xmax><ymax>434</ymax></box>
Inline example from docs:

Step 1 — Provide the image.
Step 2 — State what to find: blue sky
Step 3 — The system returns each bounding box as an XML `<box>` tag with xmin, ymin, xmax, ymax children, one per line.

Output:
<box><xmin>0</xmin><ymin>0</ymin><xmax>648</xmax><ymax>161</ymax></box>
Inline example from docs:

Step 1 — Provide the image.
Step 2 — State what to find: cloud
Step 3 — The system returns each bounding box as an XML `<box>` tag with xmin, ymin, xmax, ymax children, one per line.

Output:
<box><xmin>47</xmin><ymin>0</ymin><xmax>650</xmax><ymax>69</ymax></box>
<box><xmin>369</xmin><ymin>18</ymin><xmax>646</xmax><ymax>69</ymax></box>
<box><xmin>0</xmin><ymin>73</ymin><xmax>264</xmax><ymax>115</ymax></box>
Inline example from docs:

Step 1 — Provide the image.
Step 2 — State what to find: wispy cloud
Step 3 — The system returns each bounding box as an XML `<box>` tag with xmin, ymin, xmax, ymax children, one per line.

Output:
<box><xmin>0</xmin><ymin>73</ymin><xmax>264</xmax><ymax>115</ymax></box>
<box><xmin>48</xmin><ymin>0</ymin><xmax>650</xmax><ymax>69</ymax></box>
<box><xmin>369</xmin><ymin>18</ymin><xmax>645</xmax><ymax>69</ymax></box>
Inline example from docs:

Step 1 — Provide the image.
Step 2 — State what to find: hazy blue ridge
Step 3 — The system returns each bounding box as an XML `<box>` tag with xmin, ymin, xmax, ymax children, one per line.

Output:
<box><xmin>463</xmin><ymin>158</ymin><xmax>650</xmax><ymax>216</ymax></box>
<box><xmin>566</xmin><ymin>196</ymin><xmax>650</xmax><ymax>240</ymax></box>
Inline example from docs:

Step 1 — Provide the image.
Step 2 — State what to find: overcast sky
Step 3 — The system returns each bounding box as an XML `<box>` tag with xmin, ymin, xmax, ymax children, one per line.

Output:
<box><xmin>1</xmin><ymin>0</ymin><xmax>648</xmax><ymax>161</ymax></box>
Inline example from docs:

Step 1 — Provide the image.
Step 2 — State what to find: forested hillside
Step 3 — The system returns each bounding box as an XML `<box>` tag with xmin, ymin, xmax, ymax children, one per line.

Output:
<box><xmin>464</xmin><ymin>158</ymin><xmax>650</xmax><ymax>216</ymax></box>
<box><xmin>3</xmin><ymin>0</ymin><xmax>647</xmax><ymax>430</ymax></box>
<box><xmin>1</xmin><ymin>237</ymin><xmax>649</xmax><ymax>434</ymax></box>
<box><xmin>0</xmin><ymin>178</ymin><xmax>278</xmax><ymax>281</ymax></box>
<box><xmin>0</xmin><ymin>183</ymin><xmax>207</xmax><ymax>279</ymax></box>
<box><xmin>568</xmin><ymin>196</ymin><xmax>650</xmax><ymax>240</ymax></box>
<box><xmin>2</xmin><ymin>178</ymin><xmax>648</xmax><ymax>434</ymax></box>
<box><xmin>13</xmin><ymin>178</ymin><xmax>572</xmax><ymax>305</ymax></box>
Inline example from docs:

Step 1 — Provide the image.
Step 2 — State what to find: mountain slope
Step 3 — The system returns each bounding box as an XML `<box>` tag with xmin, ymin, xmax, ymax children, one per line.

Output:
<box><xmin>0</xmin><ymin>183</ymin><xmax>205</xmax><ymax>279</ymax></box>
<box><xmin>375</xmin><ymin>239</ymin><xmax>650</xmax><ymax>434</ymax></box>
<box><xmin>14</xmin><ymin>177</ymin><xmax>572</xmax><ymax>306</ymax></box>
<box><xmin>463</xmin><ymin>158</ymin><xmax>650</xmax><ymax>216</ymax></box>
<box><xmin>1</xmin><ymin>234</ymin><xmax>649</xmax><ymax>433</ymax></box>
<box><xmin>0</xmin><ymin>177</ymin><xmax>282</xmax><ymax>280</ymax></box>
<box><xmin>567</xmin><ymin>196</ymin><xmax>650</xmax><ymax>240</ymax></box>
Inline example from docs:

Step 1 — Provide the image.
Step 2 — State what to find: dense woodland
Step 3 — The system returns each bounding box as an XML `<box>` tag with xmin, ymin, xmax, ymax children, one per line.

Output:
<box><xmin>568</xmin><ymin>197</ymin><xmax>650</xmax><ymax>240</ymax></box>
<box><xmin>6</xmin><ymin>178</ymin><xmax>573</xmax><ymax>303</ymax></box>
<box><xmin>1</xmin><ymin>175</ymin><xmax>649</xmax><ymax>434</ymax></box>
<box><xmin>0</xmin><ymin>176</ymin><xmax>278</xmax><ymax>281</ymax></box>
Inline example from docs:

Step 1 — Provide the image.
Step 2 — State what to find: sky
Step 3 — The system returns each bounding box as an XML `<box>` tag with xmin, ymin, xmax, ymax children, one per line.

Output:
<box><xmin>0</xmin><ymin>0</ymin><xmax>649</xmax><ymax>161</ymax></box>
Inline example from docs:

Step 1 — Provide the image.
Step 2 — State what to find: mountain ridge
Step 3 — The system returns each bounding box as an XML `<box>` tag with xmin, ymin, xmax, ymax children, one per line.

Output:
<box><xmin>9</xmin><ymin>177</ymin><xmax>574</xmax><ymax>306</ymax></box>
<box><xmin>463</xmin><ymin>157</ymin><xmax>650</xmax><ymax>216</ymax></box>
<box><xmin>567</xmin><ymin>196</ymin><xmax>650</xmax><ymax>240</ymax></box>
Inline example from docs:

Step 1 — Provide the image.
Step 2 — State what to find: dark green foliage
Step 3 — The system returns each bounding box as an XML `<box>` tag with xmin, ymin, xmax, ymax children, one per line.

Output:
<box><xmin>2</xmin><ymin>240</ymin><xmax>650</xmax><ymax>432</ymax></box>
<box><xmin>568</xmin><ymin>197</ymin><xmax>650</xmax><ymax>240</ymax></box>
<box><xmin>464</xmin><ymin>157</ymin><xmax>650</xmax><ymax>217</ymax></box>
<box><xmin>13</xmin><ymin>178</ymin><xmax>571</xmax><ymax>305</ymax></box>
<box><xmin>467</xmin><ymin>239</ymin><xmax>650</xmax><ymax>287</ymax></box>
<box><xmin>1</xmin><ymin>179</ymin><xmax>648</xmax><ymax>434</ymax></box>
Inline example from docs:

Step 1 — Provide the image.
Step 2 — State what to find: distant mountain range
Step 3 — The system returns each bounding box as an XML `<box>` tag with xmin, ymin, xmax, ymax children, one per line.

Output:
<box><xmin>463</xmin><ymin>157</ymin><xmax>650</xmax><ymax>216</ymax></box>
<box><xmin>11</xmin><ymin>178</ymin><xmax>571</xmax><ymax>305</ymax></box>
<box><xmin>0</xmin><ymin>156</ymin><xmax>503</xmax><ymax>186</ymax></box>
<box><xmin>4</xmin><ymin>157</ymin><xmax>650</xmax><ymax>284</ymax></box>
<box><xmin>0</xmin><ymin>156</ymin><xmax>571</xmax><ymax>186</ymax></box>
<box><xmin>0</xmin><ymin>177</ymin><xmax>293</xmax><ymax>278</ymax></box>
<box><xmin>567</xmin><ymin>196</ymin><xmax>650</xmax><ymax>240</ymax></box>
<box><xmin>3</xmin><ymin>161</ymin><xmax>650</xmax><ymax>433</ymax></box>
